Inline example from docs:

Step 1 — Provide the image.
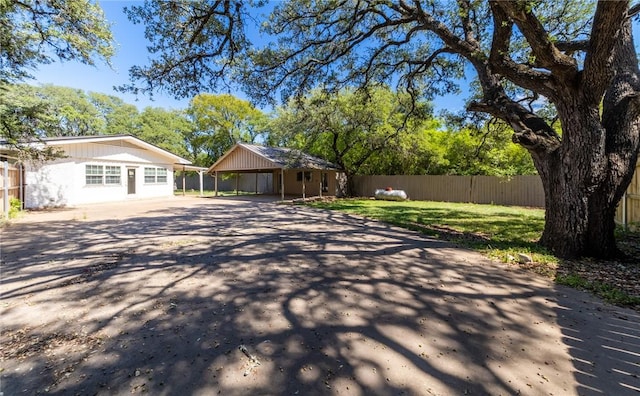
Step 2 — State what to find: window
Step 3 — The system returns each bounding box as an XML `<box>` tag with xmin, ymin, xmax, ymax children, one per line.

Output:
<box><xmin>157</xmin><ymin>168</ymin><xmax>167</xmax><ymax>183</ymax></box>
<box><xmin>105</xmin><ymin>166</ymin><xmax>121</xmax><ymax>185</ymax></box>
<box><xmin>296</xmin><ymin>171</ymin><xmax>312</xmax><ymax>182</ymax></box>
<box><xmin>85</xmin><ymin>165</ymin><xmax>121</xmax><ymax>185</ymax></box>
<box><xmin>144</xmin><ymin>167</ymin><xmax>168</xmax><ymax>184</ymax></box>
<box><xmin>86</xmin><ymin>165</ymin><xmax>103</xmax><ymax>185</ymax></box>
<box><xmin>144</xmin><ymin>167</ymin><xmax>156</xmax><ymax>183</ymax></box>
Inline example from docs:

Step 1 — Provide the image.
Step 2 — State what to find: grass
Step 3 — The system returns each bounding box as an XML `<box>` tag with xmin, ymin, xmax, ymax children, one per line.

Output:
<box><xmin>307</xmin><ymin>198</ymin><xmax>639</xmax><ymax>308</ymax></box>
<box><xmin>556</xmin><ymin>273</ymin><xmax>640</xmax><ymax>306</ymax></box>
<box><xmin>309</xmin><ymin>198</ymin><xmax>555</xmax><ymax>264</ymax></box>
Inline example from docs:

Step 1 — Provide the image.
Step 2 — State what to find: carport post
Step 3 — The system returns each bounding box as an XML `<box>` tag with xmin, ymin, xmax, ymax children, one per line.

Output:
<box><xmin>235</xmin><ymin>173</ymin><xmax>239</xmax><ymax>195</ymax></box>
<box><xmin>199</xmin><ymin>170</ymin><xmax>204</xmax><ymax>197</ymax></box>
<box><xmin>255</xmin><ymin>172</ymin><xmax>258</xmax><ymax>195</ymax></box>
<box><xmin>214</xmin><ymin>171</ymin><xmax>218</xmax><ymax>197</ymax></box>
<box><xmin>302</xmin><ymin>171</ymin><xmax>306</xmax><ymax>199</ymax></box>
<box><xmin>182</xmin><ymin>165</ymin><xmax>186</xmax><ymax>196</ymax></box>
<box><xmin>281</xmin><ymin>168</ymin><xmax>285</xmax><ymax>201</ymax></box>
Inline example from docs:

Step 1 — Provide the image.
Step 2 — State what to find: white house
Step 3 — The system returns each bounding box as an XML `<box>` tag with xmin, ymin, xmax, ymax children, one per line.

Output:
<box><xmin>1</xmin><ymin>135</ymin><xmax>204</xmax><ymax>209</ymax></box>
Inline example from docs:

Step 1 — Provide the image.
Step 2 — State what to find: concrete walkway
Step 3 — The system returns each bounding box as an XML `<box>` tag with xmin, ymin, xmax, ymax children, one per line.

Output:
<box><xmin>1</xmin><ymin>196</ymin><xmax>639</xmax><ymax>395</ymax></box>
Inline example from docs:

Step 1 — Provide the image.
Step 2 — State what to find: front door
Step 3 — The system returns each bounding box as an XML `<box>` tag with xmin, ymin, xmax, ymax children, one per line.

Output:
<box><xmin>127</xmin><ymin>168</ymin><xmax>136</xmax><ymax>194</ymax></box>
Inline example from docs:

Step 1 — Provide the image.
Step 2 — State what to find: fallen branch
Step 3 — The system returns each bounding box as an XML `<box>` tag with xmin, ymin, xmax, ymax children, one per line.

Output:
<box><xmin>239</xmin><ymin>344</ymin><xmax>261</xmax><ymax>376</ymax></box>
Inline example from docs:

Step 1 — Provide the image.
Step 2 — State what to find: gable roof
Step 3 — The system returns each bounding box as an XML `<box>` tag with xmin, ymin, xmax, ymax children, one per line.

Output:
<box><xmin>207</xmin><ymin>143</ymin><xmax>340</xmax><ymax>173</ymax></box>
<box><xmin>0</xmin><ymin>135</ymin><xmax>194</xmax><ymax>166</ymax></box>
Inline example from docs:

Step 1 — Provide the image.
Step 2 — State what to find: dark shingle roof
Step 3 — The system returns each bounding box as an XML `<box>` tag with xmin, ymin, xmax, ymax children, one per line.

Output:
<box><xmin>240</xmin><ymin>143</ymin><xmax>340</xmax><ymax>170</ymax></box>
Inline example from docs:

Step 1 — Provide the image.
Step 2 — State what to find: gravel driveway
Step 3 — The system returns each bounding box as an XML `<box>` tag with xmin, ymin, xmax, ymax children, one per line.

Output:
<box><xmin>1</xmin><ymin>196</ymin><xmax>639</xmax><ymax>395</ymax></box>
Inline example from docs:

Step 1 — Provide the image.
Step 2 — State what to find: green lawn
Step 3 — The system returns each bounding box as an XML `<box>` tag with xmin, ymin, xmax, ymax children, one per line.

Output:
<box><xmin>308</xmin><ymin>198</ymin><xmax>555</xmax><ymax>266</ymax></box>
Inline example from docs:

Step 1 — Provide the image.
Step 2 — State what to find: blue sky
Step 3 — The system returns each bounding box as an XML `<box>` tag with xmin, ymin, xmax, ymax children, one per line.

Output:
<box><xmin>28</xmin><ymin>1</ymin><xmax>470</xmax><ymax>114</ymax></box>
<box><xmin>31</xmin><ymin>1</ymin><xmax>192</xmax><ymax>110</ymax></box>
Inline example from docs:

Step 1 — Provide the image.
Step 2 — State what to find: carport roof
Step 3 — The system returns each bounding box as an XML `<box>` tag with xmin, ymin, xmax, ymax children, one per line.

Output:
<box><xmin>207</xmin><ymin>143</ymin><xmax>340</xmax><ymax>173</ymax></box>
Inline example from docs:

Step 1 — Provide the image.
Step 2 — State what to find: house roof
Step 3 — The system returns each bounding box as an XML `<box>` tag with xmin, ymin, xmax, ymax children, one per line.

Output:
<box><xmin>1</xmin><ymin>134</ymin><xmax>201</xmax><ymax>168</ymax></box>
<box><xmin>207</xmin><ymin>143</ymin><xmax>340</xmax><ymax>173</ymax></box>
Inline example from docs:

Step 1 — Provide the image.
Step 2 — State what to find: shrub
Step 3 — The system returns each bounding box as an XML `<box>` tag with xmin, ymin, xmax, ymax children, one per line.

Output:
<box><xmin>9</xmin><ymin>197</ymin><xmax>21</xmax><ymax>219</ymax></box>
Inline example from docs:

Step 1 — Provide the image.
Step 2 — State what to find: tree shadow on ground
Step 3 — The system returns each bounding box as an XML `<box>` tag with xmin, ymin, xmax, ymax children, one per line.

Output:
<box><xmin>1</xmin><ymin>198</ymin><xmax>638</xmax><ymax>394</ymax></box>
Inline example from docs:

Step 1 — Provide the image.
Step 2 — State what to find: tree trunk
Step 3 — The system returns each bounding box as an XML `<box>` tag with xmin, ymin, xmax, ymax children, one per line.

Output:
<box><xmin>538</xmin><ymin>148</ymin><xmax>635</xmax><ymax>259</ymax></box>
<box><xmin>534</xmin><ymin>107</ymin><xmax>607</xmax><ymax>258</ymax></box>
<box><xmin>344</xmin><ymin>171</ymin><xmax>356</xmax><ymax>197</ymax></box>
<box><xmin>534</xmin><ymin>14</ymin><xmax>640</xmax><ymax>259</ymax></box>
<box><xmin>538</xmin><ymin>163</ymin><xmax>623</xmax><ymax>259</ymax></box>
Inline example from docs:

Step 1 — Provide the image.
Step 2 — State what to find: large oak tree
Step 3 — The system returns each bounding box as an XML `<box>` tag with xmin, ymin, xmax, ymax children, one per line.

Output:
<box><xmin>122</xmin><ymin>0</ymin><xmax>640</xmax><ymax>259</ymax></box>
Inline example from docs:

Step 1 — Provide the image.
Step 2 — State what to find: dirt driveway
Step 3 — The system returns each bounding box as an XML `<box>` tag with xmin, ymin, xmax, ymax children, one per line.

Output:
<box><xmin>1</xmin><ymin>196</ymin><xmax>639</xmax><ymax>395</ymax></box>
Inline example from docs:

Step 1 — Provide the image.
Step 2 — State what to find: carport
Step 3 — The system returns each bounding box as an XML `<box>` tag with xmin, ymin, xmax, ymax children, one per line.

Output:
<box><xmin>207</xmin><ymin>143</ymin><xmax>340</xmax><ymax>200</ymax></box>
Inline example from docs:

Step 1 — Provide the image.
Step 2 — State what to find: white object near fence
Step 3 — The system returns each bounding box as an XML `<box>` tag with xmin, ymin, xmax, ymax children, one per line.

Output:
<box><xmin>374</xmin><ymin>188</ymin><xmax>408</xmax><ymax>201</ymax></box>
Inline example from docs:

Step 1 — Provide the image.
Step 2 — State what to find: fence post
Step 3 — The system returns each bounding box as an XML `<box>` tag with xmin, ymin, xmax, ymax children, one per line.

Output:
<box><xmin>3</xmin><ymin>160</ymin><xmax>9</xmax><ymax>219</ymax></box>
<box><xmin>19</xmin><ymin>163</ymin><xmax>24</xmax><ymax>209</ymax></box>
<box><xmin>622</xmin><ymin>192</ymin><xmax>627</xmax><ymax>230</ymax></box>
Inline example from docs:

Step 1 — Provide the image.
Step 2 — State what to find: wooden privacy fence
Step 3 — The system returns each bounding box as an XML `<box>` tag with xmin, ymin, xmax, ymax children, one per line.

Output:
<box><xmin>353</xmin><ymin>175</ymin><xmax>545</xmax><ymax>207</ymax></box>
<box><xmin>616</xmin><ymin>162</ymin><xmax>640</xmax><ymax>229</ymax></box>
<box><xmin>355</xmin><ymin>171</ymin><xmax>640</xmax><ymax>226</ymax></box>
<box><xmin>1</xmin><ymin>161</ymin><xmax>24</xmax><ymax>219</ymax></box>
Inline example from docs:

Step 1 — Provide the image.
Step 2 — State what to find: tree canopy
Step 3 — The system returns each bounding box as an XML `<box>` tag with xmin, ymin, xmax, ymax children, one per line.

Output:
<box><xmin>36</xmin><ymin>85</ymin><xmax>106</xmax><ymax>136</ymax></box>
<box><xmin>0</xmin><ymin>84</ymin><xmax>61</xmax><ymax>160</ymax></box>
<box><xmin>268</xmin><ymin>87</ymin><xmax>437</xmax><ymax>193</ymax></box>
<box><xmin>268</xmin><ymin>86</ymin><xmax>535</xmax><ymax>187</ymax></box>
<box><xmin>0</xmin><ymin>0</ymin><xmax>114</xmax><ymax>84</ymax></box>
<box><xmin>186</xmin><ymin>93</ymin><xmax>267</xmax><ymax>165</ymax></box>
<box><xmin>2</xmin><ymin>84</ymin><xmax>192</xmax><ymax>158</ymax></box>
<box><xmin>0</xmin><ymin>0</ymin><xmax>114</xmax><ymax>155</ymax></box>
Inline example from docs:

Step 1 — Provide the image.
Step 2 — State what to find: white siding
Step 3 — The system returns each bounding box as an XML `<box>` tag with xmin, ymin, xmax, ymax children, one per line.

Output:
<box><xmin>61</xmin><ymin>142</ymin><xmax>170</xmax><ymax>165</ymax></box>
<box><xmin>25</xmin><ymin>141</ymin><xmax>176</xmax><ymax>208</ymax></box>
<box><xmin>25</xmin><ymin>159</ymin><xmax>76</xmax><ymax>208</ymax></box>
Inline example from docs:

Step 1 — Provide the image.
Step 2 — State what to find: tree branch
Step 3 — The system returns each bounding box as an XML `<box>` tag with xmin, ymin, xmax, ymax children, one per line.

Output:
<box><xmin>582</xmin><ymin>0</ymin><xmax>630</xmax><ymax>105</ymax></box>
<box><xmin>493</xmin><ymin>1</ymin><xmax>577</xmax><ymax>80</ymax></box>
<box><xmin>555</xmin><ymin>40</ymin><xmax>589</xmax><ymax>54</ymax></box>
<box><xmin>488</xmin><ymin>2</ymin><xmax>512</xmax><ymax>66</ymax></box>
<box><xmin>402</xmin><ymin>0</ymin><xmax>479</xmax><ymax>60</ymax></box>
<box><xmin>457</xmin><ymin>0</ymin><xmax>480</xmax><ymax>47</ymax></box>
<box><xmin>484</xmin><ymin>2</ymin><xmax>557</xmax><ymax>98</ymax></box>
<box><xmin>468</xmin><ymin>95</ymin><xmax>561</xmax><ymax>153</ymax></box>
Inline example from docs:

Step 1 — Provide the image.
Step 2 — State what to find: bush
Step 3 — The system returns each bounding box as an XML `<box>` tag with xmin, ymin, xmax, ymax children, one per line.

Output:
<box><xmin>9</xmin><ymin>197</ymin><xmax>21</xmax><ymax>219</ymax></box>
